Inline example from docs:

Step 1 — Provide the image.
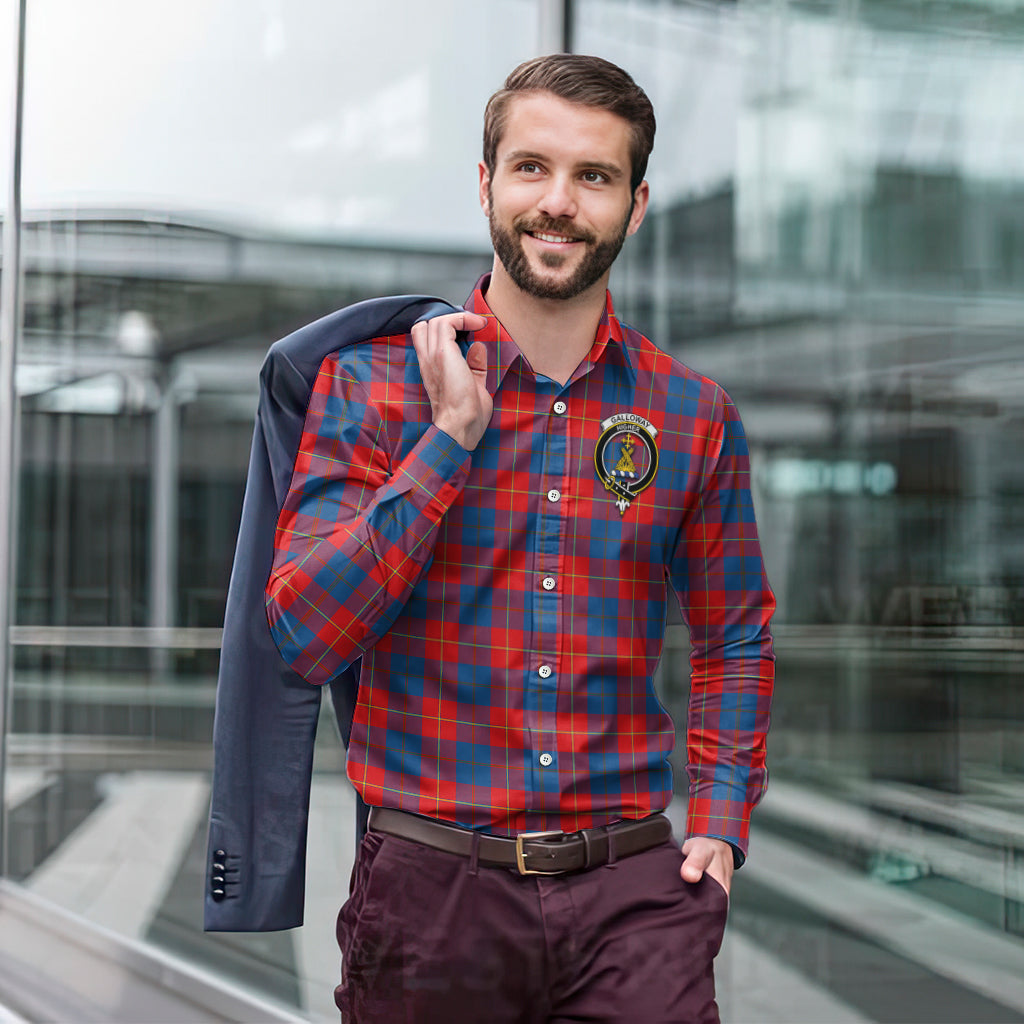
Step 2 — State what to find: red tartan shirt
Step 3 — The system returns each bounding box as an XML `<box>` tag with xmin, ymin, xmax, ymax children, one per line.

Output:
<box><xmin>266</xmin><ymin>276</ymin><xmax>775</xmax><ymax>860</ymax></box>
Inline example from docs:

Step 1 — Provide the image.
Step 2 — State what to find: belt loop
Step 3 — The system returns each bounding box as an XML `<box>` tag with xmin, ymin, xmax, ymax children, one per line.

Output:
<box><xmin>468</xmin><ymin>830</ymin><xmax>480</xmax><ymax>877</ymax></box>
<box><xmin>581</xmin><ymin>829</ymin><xmax>594</xmax><ymax>870</ymax></box>
<box><xmin>606</xmin><ymin>826</ymin><xmax>618</xmax><ymax>869</ymax></box>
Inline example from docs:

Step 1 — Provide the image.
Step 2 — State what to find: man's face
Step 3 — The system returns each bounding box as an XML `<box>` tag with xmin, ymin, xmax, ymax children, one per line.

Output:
<box><xmin>480</xmin><ymin>92</ymin><xmax>649</xmax><ymax>302</ymax></box>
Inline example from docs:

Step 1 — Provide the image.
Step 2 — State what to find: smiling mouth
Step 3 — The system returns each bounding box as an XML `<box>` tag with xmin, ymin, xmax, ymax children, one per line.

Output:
<box><xmin>528</xmin><ymin>230</ymin><xmax>582</xmax><ymax>245</ymax></box>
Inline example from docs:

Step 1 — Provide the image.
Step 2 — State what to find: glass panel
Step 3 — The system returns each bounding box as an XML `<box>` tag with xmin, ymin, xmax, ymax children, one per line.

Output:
<box><xmin>576</xmin><ymin>1</ymin><xmax>1024</xmax><ymax>1020</ymax></box>
<box><xmin>20</xmin><ymin>0</ymin><xmax>542</xmax><ymax>248</ymax></box>
<box><xmin>12</xmin><ymin>2</ymin><xmax>539</xmax><ymax>1018</ymax></box>
<box><xmin>0</xmin><ymin>2</ymin><xmax>12</xmax><ymax>216</ymax></box>
<box><xmin>0</xmin><ymin>0</ymin><xmax>19</xmax><ymax>900</ymax></box>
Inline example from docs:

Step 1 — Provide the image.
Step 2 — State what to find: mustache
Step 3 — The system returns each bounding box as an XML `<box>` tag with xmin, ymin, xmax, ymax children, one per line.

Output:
<box><xmin>513</xmin><ymin>216</ymin><xmax>595</xmax><ymax>245</ymax></box>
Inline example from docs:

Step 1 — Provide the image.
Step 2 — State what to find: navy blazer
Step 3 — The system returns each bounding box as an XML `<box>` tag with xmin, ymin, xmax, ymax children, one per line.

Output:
<box><xmin>204</xmin><ymin>295</ymin><xmax>460</xmax><ymax>932</ymax></box>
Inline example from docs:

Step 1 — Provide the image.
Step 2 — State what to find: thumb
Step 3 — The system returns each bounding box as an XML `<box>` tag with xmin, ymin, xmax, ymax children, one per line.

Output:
<box><xmin>466</xmin><ymin>340</ymin><xmax>488</xmax><ymax>377</ymax></box>
<box><xmin>680</xmin><ymin>845</ymin><xmax>710</xmax><ymax>883</ymax></box>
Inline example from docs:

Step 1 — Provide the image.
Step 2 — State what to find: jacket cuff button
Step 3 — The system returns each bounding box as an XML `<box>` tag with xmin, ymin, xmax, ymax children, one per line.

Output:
<box><xmin>211</xmin><ymin>888</ymin><xmax>226</xmax><ymax>902</ymax></box>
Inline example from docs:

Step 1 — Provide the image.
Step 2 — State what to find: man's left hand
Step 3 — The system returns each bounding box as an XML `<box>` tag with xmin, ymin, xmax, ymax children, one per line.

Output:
<box><xmin>680</xmin><ymin>836</ymin><xmax>734</xmax><ymax>895</ymax></box>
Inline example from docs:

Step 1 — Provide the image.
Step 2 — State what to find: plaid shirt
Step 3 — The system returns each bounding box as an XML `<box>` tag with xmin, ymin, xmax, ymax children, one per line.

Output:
<box><xmin>267</xmin><ymin>276</ymin><xmax>775</xmax><ymax>858</ymax></box>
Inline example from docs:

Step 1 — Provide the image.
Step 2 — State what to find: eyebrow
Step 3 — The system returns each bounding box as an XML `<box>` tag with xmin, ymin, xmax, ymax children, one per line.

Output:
<box><xmin>502</xmin><ymin>150</ymin><xmax>626</xmax><ymax>181</ymax></box>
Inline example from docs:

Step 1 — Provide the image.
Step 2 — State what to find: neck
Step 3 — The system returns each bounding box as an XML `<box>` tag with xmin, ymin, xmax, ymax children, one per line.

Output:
<box><xmin>484</xmin><ymin>259</ymin><xmax>609</xmax><ymax>385</ymax></box>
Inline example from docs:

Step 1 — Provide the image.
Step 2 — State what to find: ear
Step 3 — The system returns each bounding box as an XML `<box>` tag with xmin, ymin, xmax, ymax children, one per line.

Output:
<box><xmin>478</xmin><ymin>161</ymin><xmax>492</xmax><ymax>216</ymax></box>
<box><xmin>625</xmin><ymin>180</ymin><xmax>650</xmax><ymax>237</ymax></box>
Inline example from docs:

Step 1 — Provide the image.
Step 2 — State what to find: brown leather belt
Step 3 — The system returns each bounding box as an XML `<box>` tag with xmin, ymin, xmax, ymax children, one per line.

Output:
<box><xmin>368</xmin><ymin>807</ymin><xmax>673</xmax><ymax>876</ymax></box>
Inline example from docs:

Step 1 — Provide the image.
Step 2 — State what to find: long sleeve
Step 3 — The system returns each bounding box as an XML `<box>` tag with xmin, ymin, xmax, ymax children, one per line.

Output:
<box><xmin>265</xmin><ymin>354</ymin><xmax>471</xmax><ymax>685</ymax></box>
<box><xmin>668</xmin><ymin>387</ymin><xmax>776</xmax><ymax>864</ymax></box>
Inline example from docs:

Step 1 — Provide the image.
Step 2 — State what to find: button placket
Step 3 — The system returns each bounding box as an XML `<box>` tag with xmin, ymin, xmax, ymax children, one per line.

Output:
<box><xmin>528</xmin><ymin>389</ymin><xmax>569</xmax><ymax>812</ymax></box>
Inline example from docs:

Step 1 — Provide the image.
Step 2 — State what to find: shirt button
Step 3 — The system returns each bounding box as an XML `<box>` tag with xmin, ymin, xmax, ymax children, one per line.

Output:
<box><xmin>539</xmin><ymin>752</ymin><xmax>553</xmax><ymax>767</ymax></box>
<box><xmin>542</xmin><ymin>577</ymin><xmax>556</xmax><ymax>591</ymax></box>
<box><xmin>547</xmin><ymin>489</ymin><xmax>561</xmax><ymax>503</ymax></box>
<box><xmin>553</xmin><ymin>401</ymin><xmax>567</xmax><ymax>415</ymax></box>
<box><xmin>538</xmin><ymin>664</ymin><xmax>552</xmax><ymax>679</ymax></box>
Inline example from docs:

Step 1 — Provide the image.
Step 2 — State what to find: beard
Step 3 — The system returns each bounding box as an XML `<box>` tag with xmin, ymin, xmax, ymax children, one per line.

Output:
<box><xmin>488</xmin><ymin>188</ymin><xmax>631</xmax><ymax>301</ymax></box>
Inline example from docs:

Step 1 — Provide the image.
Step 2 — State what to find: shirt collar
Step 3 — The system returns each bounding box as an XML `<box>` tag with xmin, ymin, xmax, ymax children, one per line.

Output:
<box><xmin>463</xmin><ymin>273</ymin><xmax>634</xmax><ymax>393</ymax></box>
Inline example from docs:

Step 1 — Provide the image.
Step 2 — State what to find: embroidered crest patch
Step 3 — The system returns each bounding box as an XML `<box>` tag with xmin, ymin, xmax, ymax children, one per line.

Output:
<box><xmin>594</xmin><ymin>413</ymin><xmax>659</xmax><ymax>515</ymax></box>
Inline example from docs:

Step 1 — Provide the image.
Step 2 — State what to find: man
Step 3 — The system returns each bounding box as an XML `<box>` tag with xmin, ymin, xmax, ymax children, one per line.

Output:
<box><xmin>266</xmin><ymin>54</ymin><xmax>775</xmax><ymax>1023</ymax></box>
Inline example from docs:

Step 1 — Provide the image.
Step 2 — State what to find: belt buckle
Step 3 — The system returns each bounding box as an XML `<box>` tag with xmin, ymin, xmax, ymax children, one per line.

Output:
<box><xmin>515</xmin><ymin>830</ymin><xmax>565</xmax><ymax>875</ymax></box>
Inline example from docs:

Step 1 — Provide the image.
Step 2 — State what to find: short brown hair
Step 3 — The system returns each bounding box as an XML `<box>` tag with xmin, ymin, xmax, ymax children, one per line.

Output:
<box><xmin>483</xmin><ymin>54</ymin><xmax>656</xmax><ymax>193</ymax></box>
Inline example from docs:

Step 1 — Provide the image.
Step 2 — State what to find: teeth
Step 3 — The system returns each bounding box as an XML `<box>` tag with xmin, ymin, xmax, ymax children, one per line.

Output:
<box><xmin>533</xmin><ymin>232</ymin><xmax>575</xmax><ymax>244</ymax></box>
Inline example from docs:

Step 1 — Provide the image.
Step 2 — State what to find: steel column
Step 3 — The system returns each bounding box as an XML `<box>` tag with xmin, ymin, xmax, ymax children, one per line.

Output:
<box><xmin>0</xmin><ymin>0</ymin><xmax>28</xmax><ymax>877</ymax></box>
<box><xmin>537</xmin><ymin>0</ymin><xmax>572</xmax><ymax>53</ymax></box>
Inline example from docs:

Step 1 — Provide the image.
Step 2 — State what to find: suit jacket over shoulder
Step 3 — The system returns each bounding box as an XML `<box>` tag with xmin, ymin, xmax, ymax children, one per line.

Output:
<box><xmin>204</xmin><ymin>294</ymin><xmax>459</xmax><ymax>932</ymax></box>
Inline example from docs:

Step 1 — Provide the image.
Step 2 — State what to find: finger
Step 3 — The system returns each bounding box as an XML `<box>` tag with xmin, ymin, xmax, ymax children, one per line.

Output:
<box><xmin>414</xmin><ymin>311</ymin><xmax>487</xmax><ymax>337</ymax></box>
<box><xmin>410</xmin><ymin>320</ymin><xmax>434</xmax><ymax>369</ymax></box>
<box><xmin>466</xmin><ymin>341</ymin><xmax>488</xmax><ymax>376</ymax></box>
<box><xmin>410</xmin><ymin>321</ymin><xmax>428</xmax><ymax>365</ymax></box>
<box><xmin>437</xmin><ymin>310</ymin><xmax>487</xmax><ymax>338</ymax></box>
<box><xmin>455</xmin><ymin>311</ymin><xmax>488</xmax><ymax>332</ymax></box>
<box><xmin>680</xmin><ymin>860</ymin><xmax>705</xmax><ymax>883</ymax></box>
<box><xmin>425</xmin><ymin>313</ymin><xmax>463</xmax><ymax>350</ymax></box>
<box><xmin>679</xmin><ymin>847</ymin><xmax>712</xmax><ymax>884</ymax></box>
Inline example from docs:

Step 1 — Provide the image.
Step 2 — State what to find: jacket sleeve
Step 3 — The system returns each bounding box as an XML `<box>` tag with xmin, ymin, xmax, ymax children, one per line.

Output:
<box><xmin>668</xmin><ymin>387</ymin><xmax>776</xmax><ymax>866</ymax></box>
<box><xmin>265</xmin><ymin>354</ymin><xmax>472</xmax><ymax>685</ymax></box>
<box><xmin>205</xmin><ymin>398</ymin><xmax>325</xmax><ymax>932</ymax></box>
<box><xmin>205</xmin><ymin>296</ymin><xmax>459</xmax><ymax>933</ymax></box>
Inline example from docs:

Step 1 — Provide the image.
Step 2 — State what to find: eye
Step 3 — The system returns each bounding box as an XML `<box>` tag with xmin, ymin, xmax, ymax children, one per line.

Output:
<box><xmin>517</xmin><ymin>162</ymin><xmax>542</xmax><ymax>175</ymax></box>
<box><xmin>581</xmin><ymin>170</ymin><xmax>608</xmax><ymax>184</ymax></box>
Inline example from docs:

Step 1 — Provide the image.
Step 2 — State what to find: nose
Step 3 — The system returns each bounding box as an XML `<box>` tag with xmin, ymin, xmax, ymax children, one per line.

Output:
<box><xmin>536</xmin><ymin>174</ymin><xmax>578</xmax><ymax>220</ymax></box>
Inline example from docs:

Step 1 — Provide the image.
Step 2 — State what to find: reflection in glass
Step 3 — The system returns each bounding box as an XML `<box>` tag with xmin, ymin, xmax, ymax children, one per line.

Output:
<box><xmin>8</xmin><ymin>2</ymin><xmax>536</xmax><ymax>1019</ymax></box>
<box><xmin>579</xmin><ymin>0</ymin><xmax>1024</xmax><ymax>1020</ymax></box>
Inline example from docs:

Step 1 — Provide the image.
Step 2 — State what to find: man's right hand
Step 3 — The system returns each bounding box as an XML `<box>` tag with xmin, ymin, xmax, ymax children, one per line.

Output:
<box><xmin>411</xmin><ymin>311</ymin><xmax>491</xmax><ymax>451</ymax></box>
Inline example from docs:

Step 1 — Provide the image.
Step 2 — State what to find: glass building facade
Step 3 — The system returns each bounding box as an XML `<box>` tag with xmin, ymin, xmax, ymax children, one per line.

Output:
<box><xmin>1</xmin><ymin>1</ymin><xmax>1023</xmax><ymax>1020</ymax></box>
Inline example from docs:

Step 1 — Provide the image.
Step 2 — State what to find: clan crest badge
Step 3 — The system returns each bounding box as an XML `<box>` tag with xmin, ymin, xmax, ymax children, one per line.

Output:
<box><xmin>594</xmin><ymin>413</ymin><xmax>659</xmax><ymax>515</ymax></box>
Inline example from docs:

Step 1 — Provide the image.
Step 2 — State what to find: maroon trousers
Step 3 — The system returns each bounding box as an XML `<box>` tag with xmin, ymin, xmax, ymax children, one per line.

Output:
<box><xmin>335</xmin><ymin>828</ymin><xmax>728</xmax><ymax>1023</ymax></box>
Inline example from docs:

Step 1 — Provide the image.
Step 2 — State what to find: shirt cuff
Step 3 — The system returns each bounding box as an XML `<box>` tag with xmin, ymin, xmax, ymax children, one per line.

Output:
<box><xmin>387</xmin><ymin>424</ymin><xmax>472</xmax><ymax>510</ymax></box>
<box><xmin>685</xmin><ymin>788</ymin><xmax>753</xmax><ymax>867</ymax></box>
